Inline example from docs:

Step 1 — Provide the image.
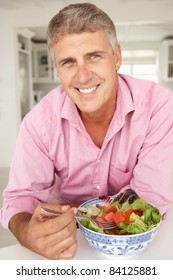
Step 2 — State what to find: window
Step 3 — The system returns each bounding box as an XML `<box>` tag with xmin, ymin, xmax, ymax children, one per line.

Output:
<box><xmin>119</xmin><ymin>64</ymin><xmax>158</xmax><ymax>82</ymax></box>
<box><xmin>118</xmin><ymin>49</ymin><xmax>158</xmax><ymax>82</ymax></box>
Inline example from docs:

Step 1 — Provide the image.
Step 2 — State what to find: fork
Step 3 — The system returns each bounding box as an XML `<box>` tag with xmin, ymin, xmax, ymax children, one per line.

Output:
<box><xmin>41</xmin><ymin>207</ymin><xmax>116</xmax><ymax>230</ymax></box>
<box><xmin>100</xmin><ymin>196</ymin><xmax>113</xmax><ymax>207</ymax></box>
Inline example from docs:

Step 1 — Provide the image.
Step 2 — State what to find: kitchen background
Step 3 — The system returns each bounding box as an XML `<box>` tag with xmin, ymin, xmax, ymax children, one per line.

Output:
<box><xmin>0</xmin><ymin>0</ymin><xmax>173</xmax><ymax>246</ymax></box>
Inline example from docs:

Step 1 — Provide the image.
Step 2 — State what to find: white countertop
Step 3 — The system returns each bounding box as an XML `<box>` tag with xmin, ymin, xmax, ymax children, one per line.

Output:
<box><xmin>0</xmin><ymin>206</ymin><xmax>173</xmax><ymax>260</ymax></box>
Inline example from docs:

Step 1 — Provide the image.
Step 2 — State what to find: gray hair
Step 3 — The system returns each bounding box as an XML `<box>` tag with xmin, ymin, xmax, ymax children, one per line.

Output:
<box><xmin>47</xmin><ymin>2</ymin><xmax>118</xmax><ymax>51</ymax></box>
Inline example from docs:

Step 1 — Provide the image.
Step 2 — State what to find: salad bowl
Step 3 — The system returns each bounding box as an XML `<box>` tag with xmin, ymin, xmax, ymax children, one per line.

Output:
<box><xmin>77</xmin><ymin>196</ymin><xmax>162</xmax><ymax>258</ymax></box>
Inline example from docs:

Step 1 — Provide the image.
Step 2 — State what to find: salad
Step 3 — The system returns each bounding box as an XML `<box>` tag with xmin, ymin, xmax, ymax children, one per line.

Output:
<box><xmin>78</xmin><ymin>197</ymin><xmax>162</xmax><ymax>235</ymax></box>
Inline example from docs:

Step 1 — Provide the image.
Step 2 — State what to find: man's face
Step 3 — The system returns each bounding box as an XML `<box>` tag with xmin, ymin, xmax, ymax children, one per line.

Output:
<box><xmin>53</xmin><ymin>29</ymin><xmax>122</xmax><ymax>116</ymax></box>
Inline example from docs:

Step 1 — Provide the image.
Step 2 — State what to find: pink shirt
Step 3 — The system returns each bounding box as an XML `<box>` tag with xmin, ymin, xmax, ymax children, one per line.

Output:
<box><xmin>1</xmin><ymin>74</ymin><xmax>173</xmax><ymax>228</ymax></box>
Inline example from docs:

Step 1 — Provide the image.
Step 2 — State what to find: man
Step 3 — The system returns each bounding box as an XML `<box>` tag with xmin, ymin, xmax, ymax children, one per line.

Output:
<box><xmin>1</xmin><ymin>3</ymin><xmax>173</xmax><ymax>260</ymax></box>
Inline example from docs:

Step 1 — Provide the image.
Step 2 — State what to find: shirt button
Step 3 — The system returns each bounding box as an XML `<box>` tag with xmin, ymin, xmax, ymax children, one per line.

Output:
<box><xmin>95</xmin><ymin>185</ymin><xmax>100</xmax><ymax>190</ymax></box>
<box><xmin>97</xmin><ymin>159</ymin><xmax>101</xmax><ymax>163</ymax></box>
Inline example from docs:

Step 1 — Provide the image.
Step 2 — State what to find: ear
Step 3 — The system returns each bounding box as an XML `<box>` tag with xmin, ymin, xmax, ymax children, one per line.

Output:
<box><xmin>114</xmin><ymin>43</ymin><xmax>122</xmax><ymax>71</ymax></box>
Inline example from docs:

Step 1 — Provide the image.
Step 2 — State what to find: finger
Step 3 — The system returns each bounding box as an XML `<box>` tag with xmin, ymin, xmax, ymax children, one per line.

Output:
<box><xmin>58</xmin><ymin>240</ymin><xmax>77</xmax><ymax>260</ymax></box>
<box><xmin>36</xmin><ymin>204</ymin><xmax>75</xmax><ymax>222</ymax></box>
<box><xmin>61</xmin><ymin>205</ymin><xmax>71</xmax><ymax>211</ymax></box>
<box><xmin>27</xmin><ymin>222</ymin><xmax>77</xmax><ymax>259</ymax></box>
<box><xmin>32</xmin><ymin>204</ymin><xmax>62</xmax><ymax>222</ymax></box>
<box><xmin>38</xmin><ymin>209</ymin><xmax>76</xmax><ymax>235</ymax></box>
<box><xmin>35</xmin><ymin>203</ymin><xmax>64</xmax><ymax>217</ymax></box>
<box><xmin>27</xmin><ymin>206</ymin><xmax>75</xmax><ymax>245</ymax></box>
<box><xmin>43</xmin><ymin>219</ymin><xmax>77</xmax><ymax>245</ymax></box>
<box><xmin>36</xmin><ymin>226</ymin><xmax>77</xmax><ymax>259</ymax></box>
<box><xmin>44</xmin><ymin>228</ymin><xmax>77</xmax><ymax>260</ymax></box>
<box><xmin>27</xmin><ymin>208</ymin><xmax>77</xmax><ymax>259</ymax></box>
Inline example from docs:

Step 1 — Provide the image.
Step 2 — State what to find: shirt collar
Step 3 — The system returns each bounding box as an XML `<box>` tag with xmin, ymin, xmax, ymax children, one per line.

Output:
<box><xmin>60</xmin><ymin>87</ymin><xmax>81</xmax><ymax>128</ymax></box>
<box><xmin>116</xmin><ymin>74</ymin><xmax>135</xmax><ymax>124</ymax></box>
<box><xmin>60</xmin><ymin>74</ymin><xmax>135</xmax><ymax>127</ymax></box>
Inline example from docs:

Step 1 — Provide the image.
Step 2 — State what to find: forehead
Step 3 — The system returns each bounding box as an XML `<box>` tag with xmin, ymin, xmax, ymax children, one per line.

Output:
<box><xmin>53</xmin><ymin>30</ymin><xmax>112</xmax><ymax>58</ymax></box>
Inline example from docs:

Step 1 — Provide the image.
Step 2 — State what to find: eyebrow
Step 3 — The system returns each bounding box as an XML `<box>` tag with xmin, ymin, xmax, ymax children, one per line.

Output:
<box><xmin>86</xmin><ymin>50</ymin><xmax>106</xmax><ymax>57</ymax></box>
<box><xmin>56</xmin><ymin>57</ymin><xmax>74</xmax><ymax>66</ymax></box>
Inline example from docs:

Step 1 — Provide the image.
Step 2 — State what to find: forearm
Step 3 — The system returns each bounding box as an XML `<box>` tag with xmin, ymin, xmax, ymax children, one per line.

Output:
<box><xmin>9</xmin><ymin>212</ymin><xmax>32</xmax><ymax>250</ymax></box>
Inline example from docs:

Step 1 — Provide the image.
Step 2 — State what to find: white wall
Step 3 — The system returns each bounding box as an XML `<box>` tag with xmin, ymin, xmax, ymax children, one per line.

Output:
<box><xmin>0</xmin><ymin>0</ymin><xmax>173</xmax><ymax>168</ymax></box>
<box><xmin>0</xmin><ymin>10</ymin><xmax>19</xmax><ymax>167</ymax></box>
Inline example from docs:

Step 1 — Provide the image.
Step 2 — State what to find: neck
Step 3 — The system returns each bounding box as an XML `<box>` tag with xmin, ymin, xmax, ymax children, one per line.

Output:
<box><xmin>80</xmin><ymin>100</ymin><xmax>116</xmax><ymax>125</ymax></box>
<box><xmin>78</xmin><ymin>100</ymin><xmax>116</xmax><ymax>148</ymax></box>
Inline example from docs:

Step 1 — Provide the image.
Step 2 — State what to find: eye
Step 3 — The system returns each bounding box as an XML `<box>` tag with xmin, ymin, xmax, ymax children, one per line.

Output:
<box><xmin>62</xmin><ymin>59</ymin><xmax>74</xmax><ymax>67</ymax></box>
<box><xmin>90</xmin><ymin>54</ymin><xmax>100</xmax><ymax>59</ymax></box>
<box><xmin>89</xmin><ymin>53</ymin><xmax>102</xmax><ymax>62</ymax></box>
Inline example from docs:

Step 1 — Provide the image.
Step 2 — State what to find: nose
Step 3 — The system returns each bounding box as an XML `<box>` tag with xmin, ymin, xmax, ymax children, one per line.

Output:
<box><xmin>75</xmin><ymin>63</ymin><xmax>92</xmax><ymax>84</ymax></box>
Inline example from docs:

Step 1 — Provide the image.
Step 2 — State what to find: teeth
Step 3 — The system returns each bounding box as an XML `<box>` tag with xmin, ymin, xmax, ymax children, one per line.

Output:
<box><xmin>79</xmin><ymin>86</ymin><xmax>97</xmax><ymax>94</ymax></box>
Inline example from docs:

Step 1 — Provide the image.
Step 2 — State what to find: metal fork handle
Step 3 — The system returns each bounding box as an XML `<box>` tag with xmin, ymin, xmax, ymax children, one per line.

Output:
<box><xmin>41</xmin><ymin>207</ymin><xmax>95</xmax><ymax>220</ymax></box>
<box><xmin>41</xmin><ymin>207</ymin><xmax>66</xmax><ymax>216</ymax></box>
<box><xmin>41</xmin><ymin>207</ymin><xmax>93</xmax><ymax>220</ymax></box>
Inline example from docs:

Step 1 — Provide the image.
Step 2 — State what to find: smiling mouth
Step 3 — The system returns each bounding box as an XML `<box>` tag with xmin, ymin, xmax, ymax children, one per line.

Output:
<box><xmin>77</xmin><ymin>85</ymin><xmax>98</xmax><ymax>94</ymax></box>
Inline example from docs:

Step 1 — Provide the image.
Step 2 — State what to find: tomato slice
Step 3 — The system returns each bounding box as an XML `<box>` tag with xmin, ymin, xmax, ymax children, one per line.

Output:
<box><xmin>113</xmin><ymin>211</ymin><xmax>125</xmax><ymax>225</ymax></box>
<box><xmin>104</xmin><ymin>211</ymin><xmax>114</xmax><ymax>222</ymax></box>
<box><xmin>133</xmin><ymin>209</ymin><xmax>143</xmax><ymax>216</ymax></box>
<box><xmin>124</xmin><ymin>208</ymin><xmax>133</xmax><ymax>222</ymax></box>
<box><xmin>101</xmin><ymin>212</ymin><xmax>108</xmax><ymax>219</ymax></box>
<box><xmin>107</xmin><ymin>205</ymin><xmax>117</xmax><ymax>213</ymax></box>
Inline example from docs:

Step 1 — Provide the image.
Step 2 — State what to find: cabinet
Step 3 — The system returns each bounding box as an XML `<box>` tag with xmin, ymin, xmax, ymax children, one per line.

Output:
<box><xmin>167</xmin><ymin>44</ymin><xmax>173</xmax><ymax>79</ymax></box>
<box><xmin>160</xmin><ymin>39</ymin><xmax>173</xmax><ymax>81</ymax></box>
<box><xmin>32</xmin><ymin>43</ymin><xmax>59</xmax><ymax>83</ymax></box>
<box><xmin>17</xmin><ymin>29</ymin><xmax>35</xmax><ymax>120</ymax></box>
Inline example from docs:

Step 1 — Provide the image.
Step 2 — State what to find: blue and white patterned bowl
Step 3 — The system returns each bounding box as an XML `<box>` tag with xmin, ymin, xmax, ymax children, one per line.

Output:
<box><xmin>77</xmin><ymin>197</ymin><xmax>161</xmax><ymax>258</ymax></box>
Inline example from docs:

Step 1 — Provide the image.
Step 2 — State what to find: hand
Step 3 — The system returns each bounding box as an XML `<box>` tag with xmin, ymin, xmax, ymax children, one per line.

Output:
<box><xmin>9</xmin><ymin>204</ymin><xmax>77</xmax><ymax>260</ymax></box>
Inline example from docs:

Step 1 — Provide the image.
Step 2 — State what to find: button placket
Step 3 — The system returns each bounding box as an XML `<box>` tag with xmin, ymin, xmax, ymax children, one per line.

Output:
<box><xmin>92</xmin><ymin>158</ymin><xmax>101</xmax><ymax>196</ymax></box>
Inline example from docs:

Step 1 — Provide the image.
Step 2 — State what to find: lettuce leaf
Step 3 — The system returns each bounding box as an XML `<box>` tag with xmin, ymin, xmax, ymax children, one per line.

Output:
<box><xmin>79</xmin><ymin>219</ymin><xmax>104</xmax><ymax>233</ymax></box>
<box><xmin>118</xmin><ymin>221</ymin><xmax>147</xmax><ymax>234</ymax></box>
